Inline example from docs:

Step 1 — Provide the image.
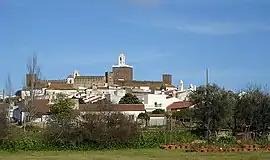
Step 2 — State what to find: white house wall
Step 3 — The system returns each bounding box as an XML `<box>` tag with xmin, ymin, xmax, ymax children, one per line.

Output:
<box><xmin>21</xmin><ymin>90</ymin><xmax>44</xmax><ymax>99</ymax></box>
<box><xmin>143</xmin><ymin>94</ymin><xmax>181</xmax><ymax>112</ymax></box>
<box><xmin>149</xmin><ymin>117</ymin><xmax>166</xmax><ymax>126</ymax></box>
<box><xmin>46</xmin><ymin>89</ymin><xmax>77</xmax><ymax>96</ymax></box>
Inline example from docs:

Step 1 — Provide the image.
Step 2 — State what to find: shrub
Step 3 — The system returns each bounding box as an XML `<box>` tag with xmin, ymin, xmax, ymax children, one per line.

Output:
<box><xmin>255</xmin><ymin>136</ymin><xmax>269</xmax><ymax>146</ymax></box>
<box><xmin>43</xmin><ymin>112</ymin><xmax>141</xmax><ymax>150</ymax></box>
<box><xmin>152</xmin><ymin>109</ymin><xmax>165</xmax><ymax>114</ymax></box>
<box><xmin>217</xmin><ymin>136</ymin><xmax>236</xmax><ymax>144</ymax></box>
<box><xmin>81</xmin><ymin>112</ymin><xmax>140</xmax><ymax>149</ymax></box>
<box><xmin>0</xmin><ymin>107</ymin><xmax>9</xmax><ymax>145</ymax></box>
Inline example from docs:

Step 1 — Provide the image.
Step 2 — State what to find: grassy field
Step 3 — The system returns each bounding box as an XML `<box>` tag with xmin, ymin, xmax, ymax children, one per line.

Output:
<box><xmin>0</xmin><ymin>149</ymin><xmax>270</xmax><ymax>160</ymax></box>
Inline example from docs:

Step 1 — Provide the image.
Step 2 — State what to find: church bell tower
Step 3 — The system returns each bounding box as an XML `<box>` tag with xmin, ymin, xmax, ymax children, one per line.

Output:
<box><xmin>112</xmin><ymin>53</ymin><xmax>133</xmax><ymax>84</ymax></box>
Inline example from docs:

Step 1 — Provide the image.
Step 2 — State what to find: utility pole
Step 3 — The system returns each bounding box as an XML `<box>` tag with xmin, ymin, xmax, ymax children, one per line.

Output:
<box><xmin>205</xmin><ymin>68</ymin><xmax>210</xmax><ymax>140</ymax></box>
<box><xmin>206</xmin><ymin>68</ymin><xmax>209</xmax><ymax>86</ymax></box>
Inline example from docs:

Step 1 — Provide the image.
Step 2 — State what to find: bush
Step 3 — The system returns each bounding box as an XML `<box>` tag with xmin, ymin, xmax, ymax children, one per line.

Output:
<box><xmin>0</xmin><ymin>108</ymin><xmax>9</xmax><ymax>145</ymax></box>
<box><xmin>137</xmin><ymin>129</ymin><xmax>199</xmax><ymax>148</ymax></box>
<box><xmin>255</xmin><ymin>136</ymin><xmax>269</xmax><ymax>146</ymax></box>
<box><xmin>81</xmin><ymin>112</ymin><xmax>140</xmax><ymax>149</ymax></box>
<box><xmin>217</xmin><ymin>136</ymin><xmax>236</xmax><ymax>144</ymax></box>
<box><xmin>0</xmin><ymin>126</ymin><xmax>44</xmax><ymax>151</ymax></box>
<box><xmin>43</xmin><ymin>112</ymin><xmax>141</xmax><ymax>150</ymax></box>
<box><xmin>152</xmin><ymin>109</ymin><xmax>165</xmax><ymax>114</ymax></box>
<box><xmin>0</xmin><ymin>109</ymin><xmax>200</xmax><ymax>151</ymax></box>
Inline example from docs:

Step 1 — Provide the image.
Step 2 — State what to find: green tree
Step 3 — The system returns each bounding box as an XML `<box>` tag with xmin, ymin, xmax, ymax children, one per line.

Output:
<box><xmin>235</xmin><ymin>85</ymin><xmax>270</xmax><ymax>138</ymax></box>
<box><xmin>137</xmin><ymin>113</ymin><xmax>150</xmax><ymax>127</ymax></box>
<box><xmin>119</xmin><ymin>93</ymin><xmax>142</xmax><ymax>104</ymax></box>
<box><xmin>44</xmin><ymin>94</ymin><xmax>77</xmax><ymax>146</ymax></box>
<box><xmin>188</xmin><ymin>84</ymin><xmax>236</xmax><ymax>140</ymax></box>
<box><xmin>0</xmin><ymin>106</ymin><xmax>8</xmax><ymax>144</ymax></box>
<box><xmin>172</xmin><ymin>109</ymin><xmax>192</xmax><ymax>120</ymax></box>
<box><xmin>50</xmin><ymin>94</ymin><xmax>75</xmax><ymax>122</ymax></box>
<box><xmin>152</xmin><ymin>109</ymin><xmax>165</xmax><ymax>114</ymax></box>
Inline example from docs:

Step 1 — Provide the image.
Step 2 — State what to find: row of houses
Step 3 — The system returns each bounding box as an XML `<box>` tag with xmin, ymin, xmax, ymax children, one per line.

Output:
<box><xmin>12</xmin><ymin>98</ymin><xmax>193</xmax><ymax>126</ymax></box>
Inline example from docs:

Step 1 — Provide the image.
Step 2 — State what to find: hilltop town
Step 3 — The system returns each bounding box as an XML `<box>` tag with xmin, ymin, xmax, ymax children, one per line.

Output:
<box><xmin>3</xmin><ymin>53</ymin><xmax>196</xmax><ymax>125</ymax></box>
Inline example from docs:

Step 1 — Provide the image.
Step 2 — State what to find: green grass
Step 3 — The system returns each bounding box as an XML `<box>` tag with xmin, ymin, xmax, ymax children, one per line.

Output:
<box><xmin>0</xmin><ymin>149</ymin><xmax>270</xmax><ymax>160</ymax></box>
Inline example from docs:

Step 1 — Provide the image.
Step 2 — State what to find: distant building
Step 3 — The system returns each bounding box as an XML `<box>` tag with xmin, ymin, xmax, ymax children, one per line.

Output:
<box><xmin>24</xmin><ymin>53</ymin><xmax>175</xmax><ymax>92</ymax></box>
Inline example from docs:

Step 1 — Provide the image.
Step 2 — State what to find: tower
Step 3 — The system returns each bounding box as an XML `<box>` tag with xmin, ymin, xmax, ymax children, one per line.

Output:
<box><xmin>25</xmin><ymin>74</ymin><xmax>38</xmax><ymax>88</ymax></box>
<box><xmin>178</xmin><ymin>80</ymin><xmax>184</xmax><ymax>91</ymax></box>
<box><xmin>112</xmin><ymin>53</ymin><xmax>133</xmax><ymax>84</ymax></box>
<box><xmin>118</xmin><ymin>53</ymin><xmax>125</xmax><ymax>66</ymax></box>
<box><xmin>162</xmin><ymin>74</ymin><xmax>172</xmax><ymax>85</ymax></box>
<box><xmin>67</xmin><ymin>75</ymin><xmax>74</xmax><ymax>84</ymax></box>
<box><xmin>73</xmin><ymin>69</ymin><xmax>80</xmax><ymax>78</ymax></box>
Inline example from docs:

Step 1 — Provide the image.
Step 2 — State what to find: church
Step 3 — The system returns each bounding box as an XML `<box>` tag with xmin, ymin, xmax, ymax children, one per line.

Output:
<box><xmin>25</xmin><ymin>53</ymin><xmax>175</xmax><ymax>91</ymax></box>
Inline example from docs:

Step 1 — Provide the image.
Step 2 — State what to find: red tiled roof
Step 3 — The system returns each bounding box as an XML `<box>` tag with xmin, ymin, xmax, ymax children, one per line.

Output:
<box><xmin>79</xmin><ymin>103</ymin><xmax>99</xmax><ymax>111</ymax></box>
<box><xmin>164</xmin><ymin>90</ymin><xmax>175</xmax><ymax>94</ymax></box>
<box><xmin>164</xmin><ymin>84</ymin><xmax>176</xmax><ymax>88</ymax></box>
<box><xmin>79</xmin><ymin>104</ymin><xmax>145</xmax><ymax>112</ymax></box>
<box><xmin>113</xmin><ymin>104</ymin><xmax>145</xmax><ymax>111</ymax></box>
<box><xmin>22</xmin><ymin>99</ymin><xmax>50</xmax><ymax>114</ymax></box>
<box><xmin>47</xmin><ymin>84</ymin><xmax>76</xmax><ymax>90</ymax></box>
<box><xmin>166</xmin><ymin>101</ymin><xmax>193</xmax><ymax>110</ymax></box>
<box><xmin>35</xmin><ymin>99</ymin><xmax>50</xmax><ymax>114</ymax></box>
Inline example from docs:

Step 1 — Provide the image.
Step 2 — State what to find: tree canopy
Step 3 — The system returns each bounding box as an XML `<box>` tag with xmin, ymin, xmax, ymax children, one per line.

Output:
<box><xmin>235</xmin><ymin>86</ymin><xmax>270</xmax><ymax>137</ymax></box>
<box><xmin>152</xmin><ymin>109</ymin><xmax>165</xmax><ymax>114</ymax></box>
<box><xmin>188</xmin><ymin>84</ymin><xmax>237</xmax><ymax>139</ymax></box>
<box><xmin>50</xmin><ymin>94</ymin><xmax>75</xmax><ymax>121</ymax></box>
<box><xmin>119</xmin><ymin>93</ymin><xmax>142</xmax><ymax>104</ymax></box>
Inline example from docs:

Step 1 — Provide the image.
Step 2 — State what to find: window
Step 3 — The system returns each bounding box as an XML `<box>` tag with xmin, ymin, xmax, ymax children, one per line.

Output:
<box><xmin>129</xmin><ymin>115</ymin><xmax>134</xmax><ymax>120</ymax></box>
<box><xmin>154</xmin><ymin>102</ymin><xmax>162</xmax><ymax>107</ymax></box>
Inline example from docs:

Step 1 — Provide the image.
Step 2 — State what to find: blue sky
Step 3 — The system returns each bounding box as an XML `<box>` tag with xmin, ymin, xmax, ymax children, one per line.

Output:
<box><xmin>0</xmin><ymin>0</ymin><xmax>269</xmax><ymax>92</ymax></box>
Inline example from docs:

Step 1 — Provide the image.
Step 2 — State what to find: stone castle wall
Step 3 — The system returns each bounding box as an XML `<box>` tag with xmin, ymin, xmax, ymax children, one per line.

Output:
<box><xmin>74</xmin><ymin>76</ymin><xmax>106</xmax><ymax>88</ymax></box>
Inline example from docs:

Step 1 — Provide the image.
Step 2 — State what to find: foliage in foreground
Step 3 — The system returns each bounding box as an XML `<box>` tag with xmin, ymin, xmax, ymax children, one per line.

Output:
<box><xmin>187</xmin><ymin>84</ymin><xmax>270</xmax><ymax>141</ymax></box>
<box><xmin>2</xmin><ymin>83</ymin><xmax>270</xmax><ymax>151</ymax></box>
<box><xmin>0</xmin><ymin>94</ymin><xmax>198</xmax><ymax>151</ymax></box>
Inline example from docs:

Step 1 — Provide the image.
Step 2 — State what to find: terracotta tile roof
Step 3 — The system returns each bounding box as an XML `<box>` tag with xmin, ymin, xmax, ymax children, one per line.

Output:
<box><xmin>79</xmin><ymin>104</ymin><xmax>145</xmax><ymax>112</ymax></box>
<box><xmin>113</xmin><ymin>104</ymin><xmax>145</xmax><ymax>111</ymax></box>
<box><xmin>21</xmin><ymin>99</ymin><xmax>50</xmax><ymax>114</ymax></box>
<box><xmin>166</xmin><ymin>101</ymin><xmax>193</xmax><ymax>110</ymax></box>
<box><xmin>164</xmin><ymin>90</ymin><xmax>175</xmax><ymax>94</ymax></box>
<box><xmin>132</xmin><ymin>81</ymin><xmax>167</xmax><ymax>88</ymax></box>
<box><xmin>75</xmin><ymin>76</ymin><xmax>105</xmax><ymax>79</ymax></box>
<box><xmin>40</xmin><ymin>80</ymin><xmax>66</xmax><ymax>84</ymax></box>
<box><xmin>79</xmin><ymin>103</ymin><xmax>99</xmax><ymax>111</ymax></box>
<box><xmin>35</xmin><ymin>99</ymin><xmax>50</xmax><ymax>114</ymax></box>
<box><xmin>164</xmin><ymin>84</ymin><xmax>176</xmax><ymax>88</ymax></box>
<box><xmin>130</xmin><ymin>81</ymin><xmax>176</xmax><ymax>88</ymax></box>
<box><xmin>47</xmin><ymin>84</ymin><xmax>76</xmax><ymax>90</ymax></box>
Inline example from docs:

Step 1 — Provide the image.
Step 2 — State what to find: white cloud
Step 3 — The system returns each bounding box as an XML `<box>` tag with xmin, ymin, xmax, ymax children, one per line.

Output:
<box><xmin>171</xmin><ymin>21</ymin><xmax>269</xmax><ymax>35</ymax></box>
<box><xmin>121</xmin><ymin>19</ymin><xmax>270</xmax><ymax>35</ymax></box>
